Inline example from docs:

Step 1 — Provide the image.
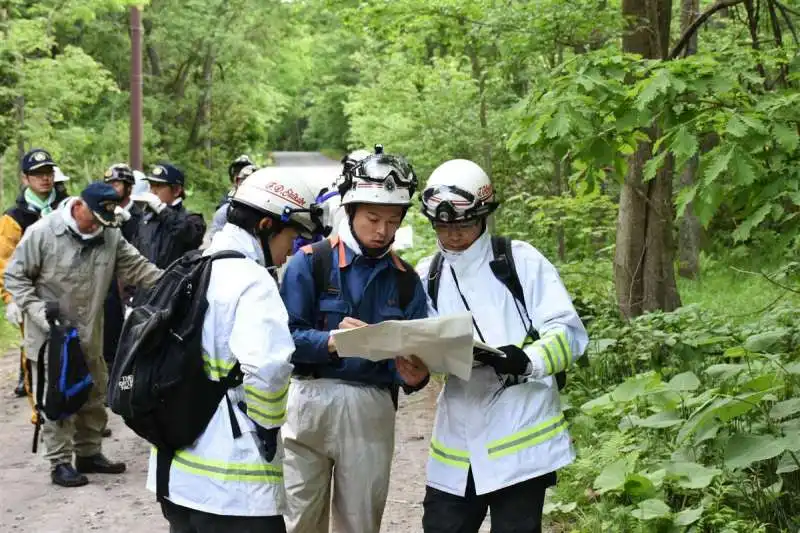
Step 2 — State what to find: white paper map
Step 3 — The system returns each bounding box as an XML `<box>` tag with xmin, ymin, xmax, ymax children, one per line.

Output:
<box><xmin>330</xmin><ymin>313</ymin><xmax>500</xmax><ymax>381</ymax></box>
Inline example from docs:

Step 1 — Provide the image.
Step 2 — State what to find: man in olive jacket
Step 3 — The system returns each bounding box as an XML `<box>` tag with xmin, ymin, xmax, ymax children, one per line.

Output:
<box><xmin>5</xmin><ymin>182</ymin><xmax>163</xmax><ymax>488</ymax></box>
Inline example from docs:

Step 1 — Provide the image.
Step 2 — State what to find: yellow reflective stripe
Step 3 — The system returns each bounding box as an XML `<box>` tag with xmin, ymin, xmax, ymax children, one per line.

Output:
<box><xmin>430</xmin><ymin>439</ymin><xmax>470</xmax><ymax>469</ymax></box>
<box><xmin>203</xmin><ymin>353</ymin><xmax>235</xmax><ymax>380</ymax></box>
<box><xmin>244</xmin><ymin>382</ymin><xmax>289</xmax><ymax>426</ymax></box>
<box><xmin>244</xmin><ymin>383</ymin><xmax>289</xmax><ymax>404</ymax></box>
<box><xmin>153</xmin><ymin>448</ymin><xmax>282</xmax><ymax>483</ymax></box>
<box><xmin>535</xmin><ymin>331</ymin><xmax>572</xmax><ymax>375</ymax></box>
<box><xmin>487</xmin><ymin>413</ymin><xmax>568</xmax><ymax>459</ymax></box>
<box><xmin>247</xmin><ymin>404</ymin><xmax>286</xmax><ymax>426</ymax></box>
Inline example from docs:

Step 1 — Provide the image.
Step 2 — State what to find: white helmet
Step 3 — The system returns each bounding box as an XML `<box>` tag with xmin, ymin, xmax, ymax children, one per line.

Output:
<box><xmin>421</xmin><ymin>159</ymin><xmax>498</xmax><ymax>223</ymax></box>
<box><xmin>235</xmin><ymin>164</ymin><xmax>258</xmax><ymax>183</ymax></box>
<box><xmin>338</xmin><ymin>145</ymin><xmax>418</xmax><ymax>207</ymax></box>
<box><xmin>231</xmin><ymin>167</ymin><xmax>323</xmax><ymax>238</ymax></box>
<box><xmin>53</xmin><ymin>166</ymin><xmax>70</xmax><ymax>183</ymax></box>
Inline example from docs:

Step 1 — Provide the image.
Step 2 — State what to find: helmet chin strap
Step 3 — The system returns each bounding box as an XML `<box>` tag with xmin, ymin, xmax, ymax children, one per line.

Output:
<box><xmin>257</xmin><ymin>227</ymin><xmax>278</xmax><ymax>281</ymax></box>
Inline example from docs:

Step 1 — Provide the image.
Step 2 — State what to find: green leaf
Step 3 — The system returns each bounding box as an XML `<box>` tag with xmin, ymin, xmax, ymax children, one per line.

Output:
<box><xmin>724</xmin><ymin>434</ymin><xmax>786</xmax><ymax>470</ymax></box>
<box><xmin>665</xmin><ymin>461</ymin><xmax>721</xmax><ymax>489</ymax></box>
<box><xmin>773</xmin><ymin>123</ymin><xmax>799</xmax><ymax>152</ymax></box>
<box><xmin>705</xmin><ymin>364</ymin><xmax>747</xmax><ymax>381</ymax></box>
<box><xmin>624</xmin><ymin>473</ymin><xmax>656</xmax><ymax>499</ymax></box>
<box><xmin>729</xmin><ymin>151</ymin><xmax>757</xmax><ymax>186</ymax></box>
<box><xmin>776</xmin><ymin>452</ymin><xmax>800</xmax><ymax>474</ymax></box>
<box><xmin>581</xmin><ymin>392</ymin><xmax>613</xmax><ymax>413</ymax></box>
<box><xmin>743</xmin><ymin>329</ymin><xmax>788</xmax><ymax>352</ymax></box>
<box><xmin>669</xmin><ymin>126</ymin><xmax>698</xmax><ymax>169</ymax></box>
<box><xmin>771</xmin><ymin>398</ymin><xmax>800</xmax><ymax>421</ymax></box>
<box><xmin>631</xmin><ymin>499</ymin><xmax>671</xmax><ymax>520</ymax></box>
<box><xmin>732</xmin><ymin>203</ymin><xmax>772</xmax><ymax>242</ymax></box>
<box><xmin>668</xmin><ymin>371</ymin><xmax>701</xmax><ymax>392</ymax></box>
<box><xmin>636</xmin><ymin>70</ymin><xmax>671</xmax><ymax>110</ymax></box>
<box><xmin>634</xmin><ymin>410</ymin><xmax>684</xmax><ymax>429</ymax></box>
<box><xmin>700</xmin><ymin>146</ymin><xmax>733</xmax><ymax>186</ymax></box>
<box><xmin>594</xmin><ymin>458</ymin><xmax>632</xmax><ymax>493</ymax></box>
<box><xmin>610</xmin><ymin>372</ymin><xmax>662</xmax><ymax>402</ymax></box>
<box><xmin>674</xmin><ymin>506</ymin><xmax>704</xmax><ymax>527</ymax></box>
<box><xmin>725</xmin><ymin>115</ymin><xmax>750</xmax><ymax>138</ymax></box>
<box><xmin>643</xmin><ymin>150</ymin><xmax>668</xmax><ymax>181</ymax></box>
<box><xmin>546</xmin><ymin>108</ymin><xmax>571</xmax><ymax>139</ymax></box>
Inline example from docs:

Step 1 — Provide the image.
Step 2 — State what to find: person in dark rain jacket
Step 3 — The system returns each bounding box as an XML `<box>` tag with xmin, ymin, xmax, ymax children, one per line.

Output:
<box><xmin>130</xmin><ymin>162</ymin><xmax>205</xmax><ymax>304</ymax></box>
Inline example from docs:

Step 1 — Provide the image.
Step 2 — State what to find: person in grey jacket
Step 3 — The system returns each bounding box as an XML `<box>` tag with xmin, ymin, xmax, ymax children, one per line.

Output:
<box><xmin>5</xmin><ymin>182</ymin><xmax>163</xmax><ymax>488</ymax></box>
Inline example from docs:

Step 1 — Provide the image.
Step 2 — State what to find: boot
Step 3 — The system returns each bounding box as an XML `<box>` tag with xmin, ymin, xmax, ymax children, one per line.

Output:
<box><xmin>75</xmin><ymin>453</ymin><xmax>126</xmax><ymax>474</ymax></box>
<box><xmin>13</xmin><ymin>366</ymin><xmax>26</xmax><ymax>397</ymax></box>
<box><xmin>51</xmin><ymin>463</ymin><xmax>89</xmax><ymax>487</ymax></box>
<box><xmin>102</xmin><ymin>428</ymin><xmax>112</xmax><ymax>438</ymax></box>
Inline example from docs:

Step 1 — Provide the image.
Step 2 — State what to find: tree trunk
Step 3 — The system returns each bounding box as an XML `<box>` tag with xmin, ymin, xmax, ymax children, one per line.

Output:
<box><xmin>187</xmin><ymin>44</ymin><xmax>215</xmax><ymax>151</ymax></box>
<box><xmin>142</xmin><ymin>18</ymin><xmax>162</xmax><ymax>76</ymax></box>
<box><xmin>616</xmin><ymin>0</ymin><xmax>681</xmax><ymax>319</ymax></box>
<box><xmin>678</xmin><ymin>0</ymin><xmax>702</xmax><ymax>279</ymax></box>
<box><xmin>552</xmin><ymin>154</ymin><xmax>566</xmax><ymax>262</ymax></box>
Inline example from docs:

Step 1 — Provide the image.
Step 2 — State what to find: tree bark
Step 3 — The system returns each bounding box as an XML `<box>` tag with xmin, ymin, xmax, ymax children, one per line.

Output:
<box><xmin>187</xmin><ymin>44</ymin><xmax>215</xmax><ymax>151</ymax></box>
<box><xmin>616</xmin><ymin>0</ymin><xmax>681</xmax><ymax>318</ymax></box>
<box><xmin>142</xmin><ymin>18</ymin><xmax>162</xmax><ymax>77</ymax></box>
<box><xmin>678</xmin><ymin>0</ymin><xmax>703</xmax><ymax>279</ymax></box>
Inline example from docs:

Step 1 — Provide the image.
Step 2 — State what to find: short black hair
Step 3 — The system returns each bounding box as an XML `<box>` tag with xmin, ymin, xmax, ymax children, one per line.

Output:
<box><xmin>227</xmin><ymin>202</ymin><xmax>286</xmax><ymax>235</ymax></box>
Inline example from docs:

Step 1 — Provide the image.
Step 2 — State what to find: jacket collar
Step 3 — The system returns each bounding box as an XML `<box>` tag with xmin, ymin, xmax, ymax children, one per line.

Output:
<box><xmin>205</xmin><ymin>223</ymin><xmax>265</xmax><ymax>265</ymax></box>
<box><xmin>439</xmin><ymin>230</ymin><xmax>491</xmax><ymax>277</ymax></box>
<box><xmin>337</xmin><ymin>220</ymin><xmax>406</xmax><ymax>272</ymax></box>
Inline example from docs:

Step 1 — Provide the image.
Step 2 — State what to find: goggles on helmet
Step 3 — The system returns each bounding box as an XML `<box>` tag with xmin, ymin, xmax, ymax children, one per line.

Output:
<box><xmin>422</xmin><ymin>184</ymin><xmax>496</xmax><ymax>223</ymax></box>
<box><xmin>343</xmin><ymin>154</ymin><xmax>418</xmax><ymax>196</ymax></box>
<box><xmin>279</xmin><ymin>203</ymin><xmax>324</xmax><ymax>239</ymax></box>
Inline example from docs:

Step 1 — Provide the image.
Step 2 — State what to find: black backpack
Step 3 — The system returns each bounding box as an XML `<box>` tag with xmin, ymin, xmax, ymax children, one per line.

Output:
<box><xmin>303</xmin><ymin>238</ymin><xmax>417</xmax><ymax>406</ymax></box>
<box><xmin>32</xmin><ymin>302</ymin><xmax>94</xmax><ymax>453</ymax></box>
<box><xmin>427</xmin><ymin>236</ymin><xmax>567</xmax><ymax>390</ymax></box>
<box><xmin>108</xmin><ymin>249</ymin><xmax>245</xmax><ymax>499</ymax></box>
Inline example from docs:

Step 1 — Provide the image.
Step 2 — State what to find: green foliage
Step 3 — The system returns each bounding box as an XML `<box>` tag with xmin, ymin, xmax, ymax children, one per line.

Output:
<box><xmin>553</xmin><ymin>300</ymin><xmax>800</xmax><ymax>532</ymax></box>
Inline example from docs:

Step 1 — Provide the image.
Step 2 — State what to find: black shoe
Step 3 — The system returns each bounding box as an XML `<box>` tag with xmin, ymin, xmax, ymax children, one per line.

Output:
<box><xmin>13</xmin><ymin>379</ymin><xmax>26</xmax><ymax>397</ymax></box>
<box><xmin>75</xmin><ymin>453</ymin><xmax>126</xmax><ymax>474</ymax></box>
<box><xmin>51</xmin><ymin>463</ymin><xmax>89</xmax><ymax>487</ymax></box>
<box><xmin>102</xmin><ymin>428</ymin><xmax>112</xmax><ymax>438</ymax></box>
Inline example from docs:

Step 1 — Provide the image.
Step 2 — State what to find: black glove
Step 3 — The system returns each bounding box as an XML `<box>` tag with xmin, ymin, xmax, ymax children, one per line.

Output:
<box><xmin>474</xmin><ymin>344</ymin><xmax>531</xmax><ymax>376</ymax></box>
<box><xmin>238</xmin><ymin>401</ymin><xmax>279</xmax><ymax>462</ymax></box>
<box><xmin>254</xmin><ymin>425</ymin><xmax>279</xmax><ymax>463</ymax></box>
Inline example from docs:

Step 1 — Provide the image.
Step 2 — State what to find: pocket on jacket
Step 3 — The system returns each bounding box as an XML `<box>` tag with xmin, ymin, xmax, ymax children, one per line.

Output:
<box><xmin>318</xmin><ymin>298</ymin><xmax>351</xmax><ymax>329</ymax></box>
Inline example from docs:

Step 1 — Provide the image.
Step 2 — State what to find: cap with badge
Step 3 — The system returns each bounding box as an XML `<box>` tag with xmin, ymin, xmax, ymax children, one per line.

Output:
<box><xmin>81</xmin><ymin>182</ymin><xmax>123</xmax><ymax>227</ymax></box>
<box><xmin>22</xmin><ymin>149</ymin><xmax>56</xmax><ymax>174</ymax></box>
<box><xmin>146</xmin><ymin>163</ymin><xmax>184</xmax><ymax>186</ymax></box>
<box><xmin>104</xmin><ymin>163</ymin><xmax>136</xmax><ymax>185</ymax></box>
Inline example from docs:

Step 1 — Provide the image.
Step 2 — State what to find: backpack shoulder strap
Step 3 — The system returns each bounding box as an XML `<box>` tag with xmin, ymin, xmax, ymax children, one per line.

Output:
<box><xmin>309</xmin><ymin>238</ymin><xmax>334</xmax><ymax>297</ymax></box>
<box><xmin>390</xmin><ymin>253</ymin><xmax>417</xmax><ymax>311</ymax></box>
<box><xmin>490</xmin><ymin>236</ymin><xmax>526</xmax><ymax>309</ymax></box>
<box><xmin>427</xmin><ymin>252</ymin><xmax>445</xmax><ymax>311</ymax></box>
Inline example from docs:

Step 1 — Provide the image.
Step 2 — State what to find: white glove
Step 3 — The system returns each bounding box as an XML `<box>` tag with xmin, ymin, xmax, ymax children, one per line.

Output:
<box><xmin>5</xmin><ymin>301</ymin><xmax>22</xmax><ymax>325</ymax></box>
<box><xmin>114</xmin><ymin>205</ymin><xmax>132</xmax><ymax>223</ymax></box>
<box><xmin>131</xmin><ymin>192</ymin><xmax>166</xmax><ymax>214</ymax></box>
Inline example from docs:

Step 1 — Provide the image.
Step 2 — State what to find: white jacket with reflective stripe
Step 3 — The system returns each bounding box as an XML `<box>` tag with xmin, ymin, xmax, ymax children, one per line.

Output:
<box><xmin>146</xmin><ymin>223</ymin><xmax>295</xmax><ymax>516</ymax></box>
<box><xmin>416</xmin><ymin>232</ymin><xmax>589</xmax><ymax>496</ymax></box>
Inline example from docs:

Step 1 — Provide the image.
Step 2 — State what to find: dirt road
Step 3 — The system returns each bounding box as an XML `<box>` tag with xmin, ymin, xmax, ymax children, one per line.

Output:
<box><xmin>0</xmin><ymin>350</ymin><xmax>486</xmax><ymax>532</ymax></box>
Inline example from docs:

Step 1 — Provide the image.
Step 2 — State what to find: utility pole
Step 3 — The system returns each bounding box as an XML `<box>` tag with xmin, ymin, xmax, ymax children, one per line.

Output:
<box><xmin>130</xmin><ymin>6</ymin><xmax>143</xmax><ymax>170</ymax></box>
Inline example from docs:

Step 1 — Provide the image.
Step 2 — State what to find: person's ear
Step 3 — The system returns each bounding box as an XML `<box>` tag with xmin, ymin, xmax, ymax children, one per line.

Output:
<box><xmin>258</xmin><ymin>217</ymin><xmax>273</xmax><ymax>231</ymax></box>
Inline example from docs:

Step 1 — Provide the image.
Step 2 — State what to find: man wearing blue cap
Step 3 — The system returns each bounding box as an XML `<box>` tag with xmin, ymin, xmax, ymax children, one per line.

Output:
<box><xmin>131</xmin><ymin>162</ymin><xmax>206</xmax><ymax>270</ymax></box>
<box><xmin>0</xmin><ymin>149</ymin><xmax>68</xmax><ymax>401</ymax></box>
<box><xmin>4</xmin><ymin>182</ymin><xmax>163</xmax><ymax>487</ymax></box>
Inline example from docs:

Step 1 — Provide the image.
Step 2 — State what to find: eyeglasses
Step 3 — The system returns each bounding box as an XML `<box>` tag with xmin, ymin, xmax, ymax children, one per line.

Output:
<box><xmin>432</xmin><ymin>219</ymin><xmax>481</xmax><ymax>232</ymax></box>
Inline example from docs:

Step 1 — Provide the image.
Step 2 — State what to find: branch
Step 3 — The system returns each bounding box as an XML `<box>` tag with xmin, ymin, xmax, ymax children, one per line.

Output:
<box><xmin>730</xmin><ymin>266</ymin><xmax>800</xmax><ymax>294</ymax></box>
<box><xmin>774</xmin><ymin>1</ymin><xmax>800</xmax><ymax>45</ymax></box>
<box><xmin>669</xmin><ymin>0</ymin><xmax>748</xmax><ymax>59</ymax></box>
<box><xmin>774</xmin><ymin>0</ymin><xmax>800</xmax><ymax>17</ymax></box>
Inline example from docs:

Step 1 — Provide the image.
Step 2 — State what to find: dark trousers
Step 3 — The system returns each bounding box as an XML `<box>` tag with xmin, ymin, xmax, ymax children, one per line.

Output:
<box><xmin>103</xmin><ymin>278</ymin><xmax>124</xmax><ymax>369</ymax></box>
<box><xmin>422</xmin><ymin>469</ymin><xmax>556</xmax><ymax>533</ymax></box>
<box><xmin>160</xmin><ymin>499</ymin><xmax>286</xmax><ymax>533</ymax></box>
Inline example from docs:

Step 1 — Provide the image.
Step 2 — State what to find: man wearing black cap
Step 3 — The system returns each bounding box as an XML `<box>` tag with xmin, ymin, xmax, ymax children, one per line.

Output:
<box><xmin>0</xmin><ymin>149</ymin><xmax>68</xmax><ymax>400</ymax></box>
<box><xmin>4</xmin><ymin>182</ymin><xmax>163</xmax><ymax>487</ymax></box>
<box><xmin>102</xmin><ymin>164</ymin><xmax>144</xmax><ymax>369</ymax></box>
<box><xmin>131</xmin><ymin>162</ymin><xmax>206</xmax><ymax>274</ymax></box>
